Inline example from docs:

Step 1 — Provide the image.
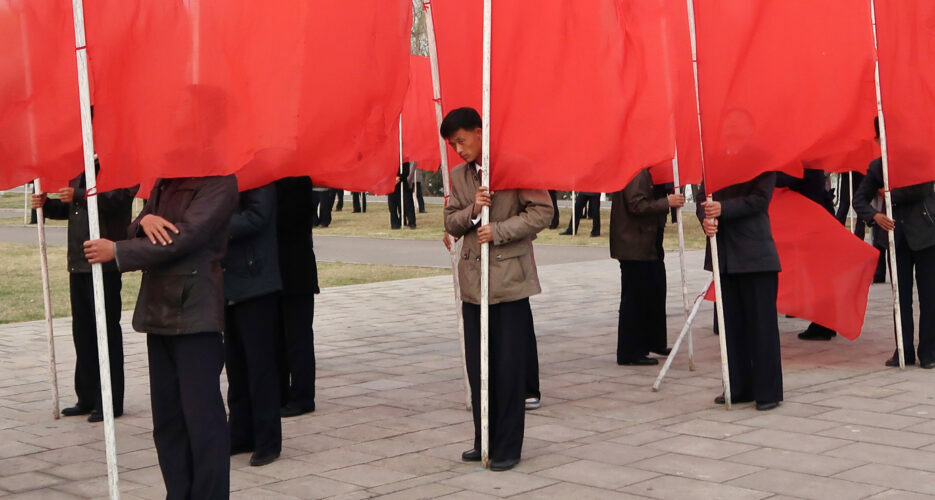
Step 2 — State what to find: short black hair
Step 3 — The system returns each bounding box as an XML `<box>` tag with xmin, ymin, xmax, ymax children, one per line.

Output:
<box><xmin>874</xmin><ymin>116</ymin><xmax>880</xmax><ymax>139</ymax></box>
<box><xmin>440</xmin><ymin>107</ymin><xmax>482</xmax><ymax>139</ymax></box>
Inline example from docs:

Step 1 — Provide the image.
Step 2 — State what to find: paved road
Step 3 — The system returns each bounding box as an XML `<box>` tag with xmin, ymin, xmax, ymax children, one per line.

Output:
<box><xmin>0</xmin><ymin>225</ymin><xmax>611</xmax><ymax>268</ymax></box>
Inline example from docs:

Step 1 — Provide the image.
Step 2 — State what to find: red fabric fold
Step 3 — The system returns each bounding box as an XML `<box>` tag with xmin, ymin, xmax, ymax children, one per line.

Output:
<box><xmin>403</xmin><ymin>55</ymin><xmax>442</xmax><ymax>173</ymax></box>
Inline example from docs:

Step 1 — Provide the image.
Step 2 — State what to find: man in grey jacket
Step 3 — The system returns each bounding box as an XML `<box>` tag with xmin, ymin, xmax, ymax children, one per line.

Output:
<box><xmin>442</xmin><ymin>108</ymin><xmax>552</xmax><ymax>472</ymax></box>
<box><xmin>85</xmin><ymin>175</ymin><xmax>238</xmax><ymax>499</ymax></box>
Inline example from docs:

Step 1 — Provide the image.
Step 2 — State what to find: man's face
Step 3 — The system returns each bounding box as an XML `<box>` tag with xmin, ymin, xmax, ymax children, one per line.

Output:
<box><xmin>447</xmin><ymin>127</ymin><xmax>483</xmax><ymax>165</ymax></box>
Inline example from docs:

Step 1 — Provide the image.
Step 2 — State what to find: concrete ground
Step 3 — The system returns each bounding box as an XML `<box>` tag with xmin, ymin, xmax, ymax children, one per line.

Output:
<box><xmin>1</xmin><ymin>247</ymin><xmax>934</xmax><ymax>499</ymax></box>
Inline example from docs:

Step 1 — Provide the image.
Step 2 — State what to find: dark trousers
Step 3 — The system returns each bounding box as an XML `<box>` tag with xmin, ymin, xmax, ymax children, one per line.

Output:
<box><xmin>277</xmin><ymin>294</ymin><xmax>316</xmax><ymax>410</ymax></box>
<box><xmin>225</xmin><ymin>294</ymin><xmax>282</xmax><ymax>456</ymax></box>
<box><xmin>894</xmin><ymin>243</ymin><xmax>935</xmax><ymax>363</ymax></box>
<box><xmin>720</xmin><ymin>272</ymin><xmax>783</xmax><ymax>404</ymax></box>
<box><xmin>617</xmin><ymin>260</ymin><xmax>667</xmax><ymax>362</ymax></box>
<box><xmin>462</xmin><ymin>299</ymin><xmax>531</xmax><ymax>461</ymax></box>
<box><xmin>388</xmin><ymin>182</ymin><xmax>415</xmax><ymax>228</ymax></box>
<box><xmin>69</xmin><ymin>272</ymin><xmax>124</xmax><ymax>414</ymax></box>
<box><xmin>313</xmin><ymin>190</ymin><xmax>334</xmax><ymax>227</ymax></box>
<box><xmin>333</xmin><ymin>189</ymin><xmax>344</xmax><ymax>211</ymax></box>
<box><xmin>874</xmin><ymin>226</ymin><xmax>889</xmax><ymax>283</ymax></box>
<box><xmin>416</xmin><ymin>182</ymin><xmax>425</xmax><ymax>213</ymax></box>
<box><xmin>352</xmin><ymin>192</ymin><xmax>367</xmax><ymax>213</ymax></box>
<box><xmin>566</xmin><ymin>195</ymin><xmax>600</xmax><ymax>236</ymax></box>
<box><xmin>836</xmin><ymin>173</ymin><xmax>866</xmax><ymax>241</ymax></box>
<box><xmin>548</xmin><ymin>190</ymin><xmax>559</xmax><ymax>229</ymax></box>
<box><xmin>147</xmin><ymin>332</ymin><xmax>229</xmax><ymax>500</ymax></box>
<box><xmin>526</xmin><ymin>311</ymin><xmax>540</xmax><ymax>400</ymax></box>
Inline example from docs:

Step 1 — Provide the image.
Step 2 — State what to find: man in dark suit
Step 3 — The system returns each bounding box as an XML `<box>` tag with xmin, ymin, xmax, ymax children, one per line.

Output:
<box><xmin>560</xmin><ymin>192</ymin><xmax>601</xmax><ymax>236</ymax></box>
<box><xmin>275</xmin><ymin>177</ymin><xmax>320</xmax><ymax>417</ymax></box>
<box><xmin>84</xmin><ymin>175</ymin><xmax>238</xmax><ymax>499</ymax></box>
<box><xmin>32</xmin><ymin>170</ymin><xmax>137</xmax><ymax>422</ymax></box>
<box><xmin>855</xmin><ymin>120</ymin><xmax>935</xmax><ymax>368</ymax></box>
<box><xmin>611</xmin><ymin>169</ymin><xmax>684</xmax><ymax>366</ymax></box>
<box><xmin>223</xmin><ymin>184</ymin><xmax>283</xmax><ymax>467</ymax></box>
<box><xmin>698</xmin><ymin>172</ymin><xmax>783</xmax><ymax>411</ymax></box>
<box><xmin>388</xmin><ymin>162</ymin><xmax>416</xmax><ymax>229</ymax></box>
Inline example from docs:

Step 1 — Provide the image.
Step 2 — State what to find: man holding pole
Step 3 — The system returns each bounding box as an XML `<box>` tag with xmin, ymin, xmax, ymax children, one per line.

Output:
<box><xmin>442</xmin><ymin>107</ymin><xmax>552</xmax><ymax>471</ymax></box>
<box><xmin>854</xmin><ymin>118</ymin><xmax>935</xmax><ymax>368</ymax></box>
<box><xmin>698</xmin><ymin>172</ymin><xmax>783</xmax><ymax>411</ymax></box>
<box><xmin>32</xmin><ymin>168</ymin><xmax>137</xmax><ymax>422</ymax></box>
<box><xmin>85</xmin><ymin>175</ymin><xmax>238</xmax><ymax>499</ymax></box>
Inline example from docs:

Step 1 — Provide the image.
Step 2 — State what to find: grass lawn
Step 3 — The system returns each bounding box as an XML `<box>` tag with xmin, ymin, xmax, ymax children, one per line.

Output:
<box><xmin>320</xmin><ymin>201</ymin><xmax>707</xmax><ymax>250</ymax></box>
<box><xmin>0</xmin><ymin>193</ymin><xmax>26</xmax><ymax>210</ymax></box>
<box><xmin>0</xmin><ymin>242</ymin><xmax>447</xmax><ymax>325</ymax></box>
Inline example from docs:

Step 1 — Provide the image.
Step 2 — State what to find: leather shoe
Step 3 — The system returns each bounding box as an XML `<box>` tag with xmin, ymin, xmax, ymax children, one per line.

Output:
<box><xmin>280</xmin><ymin>403</ymin><xmax>314</xmax><ymax>418</ymax></box>
<box><xmin>230</xmin><ymin>444</ymin><xmax>254</xmax><ymax>456</ymax></box>
<box><xmin>461</xmin><ymin>448</ymin><xmax>481</xmax><ymax>462</ymax></box>
<box><xmin>714</xmin><ymin>393</ymin><xmax>754</xmax><ymax>405</ymax></box>
<box><xmin>756</xmin><ymin>401</ymin><xmax>780</xmax><ymax>411</ymax></box>
<box><xmin>249</xmin><ymin>451</ymin><xmax>280</xmax><ymax>467</ymax></box>
<box><xmin>559</xmin><ymin>229</ymin><xmax>573</xmax><ymax>235</ymax></box>
<box><xmin>885</xmin><ymin>350</ymin><xmax>915</xmax><ymax>367</ymax></box>
<box><xmin>798</xmin><ymin>330</ymin><xmax>835</xmax><ymax>341</ymax></box>
<box><xmin>618</xmin><ymin>356</ymin><xmax>659</xmax><ymax>366</ymax></box>
<box><xmin>921</xmin><ymin>360</ymin><xmax>935</xmax><ymax>369</ymax></box>
<box><xmin>490</xmin><ymin>458</ymin><xmax>519</xmax><ymax>472</ymax></box>
<box><xmin>61</xmin><ymin>405</ymin><xmax>92</xmax><ymax>417</ymax></box>
<box><xmin>650</xmin><ymin>348</ymin><xmax>672</xmax><ymax>356</ymax></box>
<box><xmin>87</xmin><ymin>410</ymin><xmax>123</xmax><ymax>423</ymax></box>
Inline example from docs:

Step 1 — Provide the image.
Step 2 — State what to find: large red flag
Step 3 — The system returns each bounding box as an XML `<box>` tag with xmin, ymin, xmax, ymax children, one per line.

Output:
<box><xmin>432</xmin><ymin>0</ymin><xmax>674</xmax><ymax>193</ymax></box>
<box><xmin>0</xmin><ymin>0</ymin><xmax>81</xmax><ymax>191</ymax></box>
<box><xmin>875</xmin><ymin>0</ymin><xmax>935</xmax><ymax>189</ymax></box>
<box><xmin>650</xmin><ymin>0</ymin><xmax>703</xmax><ymax>187</ymax></box>
<box><xmin>694</xmin><ymin>1</ymin><xmax>877</xmax><ymax>193</ymax></box>
<box><xmin>85</xmin><ymin>0</ymin><xmax>411</xmax><ymax>195</ymax></box>
<box><xmin>706</xmin><ymin>189</ymin><xmax>878</xmax><ymax>340</ymax></box>
<box><xmin>403</xmin><ymin>55</ymin><xmax>442</xmax><ymax>173</ymax></box>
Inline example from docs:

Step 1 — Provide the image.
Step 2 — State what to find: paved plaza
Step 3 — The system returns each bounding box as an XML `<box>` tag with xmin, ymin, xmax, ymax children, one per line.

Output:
<box><xmin>1</xmin><ymin>248</ymin><xmax>935</xmax><ymax>499</ymax></box>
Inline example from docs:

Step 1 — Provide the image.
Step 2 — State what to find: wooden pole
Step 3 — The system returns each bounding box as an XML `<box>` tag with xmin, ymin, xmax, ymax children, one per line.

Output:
<box><xmin>423</xmin><ymin>0</ymin><xmax>472</xmax><ymax>411</ymax></box>
<box><xmin>654</xmin><ymin>278</ymin><xmax>712</xmax><ymax>391</ymax></box>
<box><xmin>685</xmin><ymin>0</ymin><xmax>731</xmax><ymax>407</ymax></box>
<box><xmin>870</xmin><ymin>0</ymin><xmax>905</xmax><ymax>369</ymax></box>
<box><xmin>480</xmin><ymin>0</ymin><xmax>492</xmax><ymax>469</ymax></box>
<box><xmin>70</xmin><ymin>1</ymin><xmax>120</xmax><ymax>497</ymax></box>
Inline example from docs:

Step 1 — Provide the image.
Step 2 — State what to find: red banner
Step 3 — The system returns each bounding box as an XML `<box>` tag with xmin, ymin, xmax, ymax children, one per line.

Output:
<box><xmin>85</xmin><ymin>0</ymin><xmax>411</xmax><ymax>194</ymax></box>
<box><xmin>694</xmin><ymin>0</ymin><xmax>877</xmax><ymax>193</ymax></box>
<box><xmin>432</xmin><ymin>0</ymin><xmax>674</xmax><ymax>193</ymax></box>
<box><xmin>875</xmin><ymin>0</ymin><xmax>935</xmax><ymax>189</ymax></box>
<box><xmin>0</xmin><ymin>0</ymin><xmax>82</xmax><ymax>191</ymax></box>
<box><xmin>403</xmin><ymin>55</ymin><xmax>442</xmax><ymax>173</ymax></box>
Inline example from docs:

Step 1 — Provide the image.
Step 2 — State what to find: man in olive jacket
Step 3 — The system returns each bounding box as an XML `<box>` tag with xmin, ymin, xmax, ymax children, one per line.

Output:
<box><xmin>32</xmin><ymin>170</ymin><xmax>137</xmax><ymax>421</ymax></box>
<box><xmin>610</xmin><ymin>169</ymin><xmax>684</xmax><ymax>366</ymax></box>
<box><xmin>441</xmin><ymin>108</ymin><xmax>552</xmax><ymax>472</ymax></box>
<box><xmin>85</xmin><ymin>175</ymin><xmax>238</xmax><ymax>500</ymax></box>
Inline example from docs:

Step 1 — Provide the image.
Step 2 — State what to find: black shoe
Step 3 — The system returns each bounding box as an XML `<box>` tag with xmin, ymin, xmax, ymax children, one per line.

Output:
<box><xmin>230</xmin><ymin>444</ymin><xmax>254</xmax><ymax>456</ymax></box>
<box><xmin>798</xmin><ymin>330</ymin><xmax>836</xmax><ymax>341</ymax></box>
<box><xmin>61</xmin><ymin>405</ymin><xmax>92</xmax><ymax>417</ymax></box>
<box><xmin>280</xmin><ymin>403</ymin><xmax>314</xmax><ymax>418</ymax></box>
<box><xmin>391</xmin><ymin>225</ymin><xmax>401</xmax><ymax>230</ymax></box>
<box><xmin>87</xmin><ymin>409</ymin><xmax>122</xmax><ymax>423</ymax></box>
<box><xmin>921</xmin><ymin>360</ymin><xmax>935</xmax><ymax>369</ymax></box>
<box><xmin>419</xmin><ymin>210</ymin><xmax>427</xmax><ymax>214</ymax></box>
<box><xmin>885</xmin><ymin>350</ymin><xmax>915</xmax><ymax>367</ymax></box>
<box><xmin>250</xmin><ymin>451</ymin><xmax>280</xmax><ymax>467</ymax></box>
<box><xmin>461</xmin><ymin>448</ymin><xmax>481</xmax><ymax>462</ymax></box>
<box><xmin>714</xmin><ymin>393</ymin><xmax>754</xmax><ymax>405</ymax></box>
<box><xmin>756</xmin><ymin>401</ymin><xmax>780</xmax><ymax>411</ymax></box>
<box><xmin>650</xmin><ymin>348</ymin><xmax>672</xmax><ymax>356</ymax></box>
<box><xmin>408</xmin><ymin>225</ymin><xmax>417</xmax><ymax>229</ymax></box>
<box><xmin>490</xmin><ymin>458</ymin><xmax>519</xmax><ymax>472</ymax></box>
<box><xmin>873</xmin><ymin>276</ymin><xmax>886</xmax><ymax>284</ymax></box>
<box><xmin>590</xmin><ymin>233</ymin><xmax>600</xmax><ymax>238</ymax></box>
<box><xmin>559</xmin><ymin>229</ymin><xmax>572</xmax><ymax>235</ymax></box>
<box><xmin>548</xmin><ymin>224</ymin><xmax>559</xmax><ymax>230</ymax></box>
<box><xmin>617</xmin><ymin>356</ymin><xmax>659</xmax><ymax>366</ymax></box>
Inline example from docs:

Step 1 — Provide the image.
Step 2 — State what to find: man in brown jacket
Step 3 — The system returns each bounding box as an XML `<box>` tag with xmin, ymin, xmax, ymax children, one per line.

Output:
<box><xmin>85</xmin><ymin>175</ymin><xmax>238</xmax><ymax>500</ymax></box>
<box><xmin>611</xmin><ymin>169</ymin><xmax>685</xmax><ymax>366</ymax></box>
<box><xmin>441</xmin><ymin>108</ymin><xmax>552</xmax><ymax>472</ymax></box>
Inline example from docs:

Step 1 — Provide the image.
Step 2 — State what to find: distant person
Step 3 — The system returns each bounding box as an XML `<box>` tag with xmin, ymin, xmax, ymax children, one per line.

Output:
<box><xmin>333</xmin><ymin>189</ymin><xmax>344</xmax><ymax>212</ymax></box>
<box><xmin>33</xmin><ymin>169</ymin><xmax>138</xmax><ymax>422</ymax></box>
<box><xmin>312</xmin><ymin>184</ymin><xmax>333</xmax><ymax>228</ymax></box>
<box><xmin>414</xmin><ymin>168</ymin><xmax>426</xmax><ymax>213</ymax></box>
<box><xmin>547</xmin><ymin>190</ymin><xmax>560</xmax><ymax>229</ymax></box>
<box><xmin>352</xmin><ymin>192</ymin><xmax>367</xmax><ymax>213</ymax></box>
<box><xmin>837</xmin><ymin>170</ymin><xmax>867</xmax><ymax>241</ymax></box>
<box><xmin>388</xmin><ymin>162</ymin><xmax>416</xmax><ymax>229</ymax></box>
<box><xmin>560</xmin><ymin>192</ymin><xmax>601</xmax><ymax>236</ymax></box>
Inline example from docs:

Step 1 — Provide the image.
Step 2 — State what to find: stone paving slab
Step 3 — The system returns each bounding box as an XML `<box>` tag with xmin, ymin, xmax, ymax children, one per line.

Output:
<box><xmin>1</xmin><ymin>249</ymin><xmax>934</xmax><ymax>498</ymax></box>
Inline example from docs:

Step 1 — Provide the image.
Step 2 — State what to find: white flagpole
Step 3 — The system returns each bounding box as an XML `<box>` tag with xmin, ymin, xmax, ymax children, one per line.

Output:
<box><xmin>70</xmin><ymin>1</ymin><xmax>120</xmax><ymax>497</ymax></box>
<box><xmin>423</xmin><ymin>1</ymin><xmax>472</xmax><ymax>411</ymax></box>
<box><xmin>870</xmin><ymin>0</ymin><xmax>905</xmax><ymax>369</ymax></box>
<box><xmin>686</xmin><ymin>0</ymin><xmax>731</xmax><ymax>407</ymax></box>
<box><xmin>399</xmin><ymin>116</ymin><xmax>405</xmax><ymax>228</ymax></box>
<box><xmin>672</xmin><ymin>156</ymin><xmax>694</xmax><ymax>371</ymax></box>
<box><xmin>480</xmin><ymin>0</ymin><xmax>492</xmax><ymax>469</ymax></box>
<box><xmin>654</xmin><ymin>278</ymin><xmax>712</xmax><ymax>391</ymax></box>
<box><xmin>848</xmin><ymin>171</ymin><xmax>856</xmax><ymax>233</ymax></box>
<box><xmin>23</xmin><ymin>183</ymin><xmax>30</xmax><ymax>224</ymax></box>
<box><xmin>571</xmin><ymin>191</ymin><xmax>577</xmax><ymax>235</ymax></box>
<box><xmin>19</xmin><ymin>15</ymin><xmax>61</xmax><ymax>418</ymax></box>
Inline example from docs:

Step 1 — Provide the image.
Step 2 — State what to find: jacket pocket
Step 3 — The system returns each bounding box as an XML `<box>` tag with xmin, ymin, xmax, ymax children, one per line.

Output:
<box><xmin>139</xmin><ymin>273</ymin><xmax>189</xmax><ymax>332</ymax></box>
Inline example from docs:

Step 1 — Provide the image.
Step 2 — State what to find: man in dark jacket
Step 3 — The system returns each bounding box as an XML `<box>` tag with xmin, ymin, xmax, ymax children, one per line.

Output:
<box><xmin>388</xmin><ymin>162</ymin><xmax>416</xmax><ymax>229</ymax></box>
<box><xmin>32</xmin><ymin>171</ymin><xmax>138</xmax><ymax>422</ymax></box>
<box><xmin>855</xmin><ymin>158</ymin><xmax>935</xmax><ymax>368</ymax></box>
<box><xmin>698</xmin><ymin>172</ymin><xmax>783</xmax><ymax>411</ymax></box>
<box><xmin>611</xmin><ymin>169</ymin><xmax>684</xmax><ymax>365</ymax></box>
<box><xmin>275</xmin><ymin>177</ymin><xmax>320</xmax><ymax>417</ymax></box>
<box><xmin>222</xmin><ymin>184</ymin><xmax>283</xmax><ymax>467</ymax></box>
<box><xmin>84</xmin><ymin>175</ymin><xmax>238</xmax><ymax>499</ymax></box>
